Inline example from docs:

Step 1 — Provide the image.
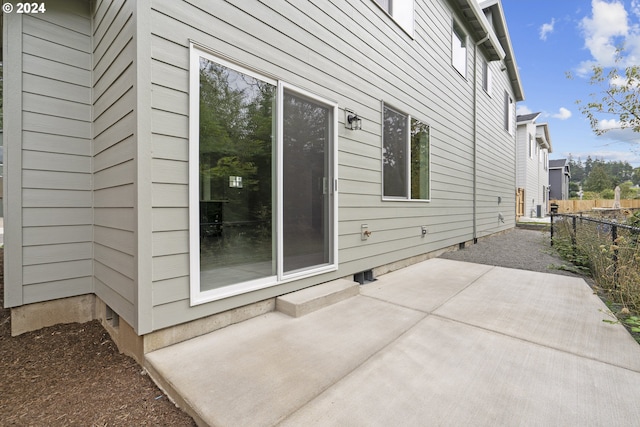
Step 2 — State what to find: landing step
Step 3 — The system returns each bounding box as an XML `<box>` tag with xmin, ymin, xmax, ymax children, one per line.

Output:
<box><xmin>276</xmin><ymin>279</ymin><xmax>359</xmax><ymax>318</ymax></box>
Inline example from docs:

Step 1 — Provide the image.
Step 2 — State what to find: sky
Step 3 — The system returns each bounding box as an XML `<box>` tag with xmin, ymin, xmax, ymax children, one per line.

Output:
<box><xmin>501</xmin><ymin>0</ymin><xmax>640</xmax><ymax>167</ymax></box>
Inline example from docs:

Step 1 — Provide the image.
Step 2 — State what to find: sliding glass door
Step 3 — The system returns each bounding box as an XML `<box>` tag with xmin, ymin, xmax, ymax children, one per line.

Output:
<box><xmin>190</xmin><ymin>45</ymin><xmax>337</xmax><ymax>304</ymax></box>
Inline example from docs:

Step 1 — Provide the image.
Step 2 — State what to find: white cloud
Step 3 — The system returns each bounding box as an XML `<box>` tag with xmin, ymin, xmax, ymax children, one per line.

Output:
<box><xmin>560</xmin><ymin>148</ymin><xmax>640</xmax><ymax>165</ymax></box>
<box><xmin>552</xmin><ymin>107</ymin><xmax>572</xmax><ymax>120</ymax></box>
<box><xmin>579</xmin><ymin>0</ymin><xmax>630</xmax><ymax>67</ymax></box>
<box><xmin>610</xmin><ymin>74</ymin><xmax>640</xmax><ymax>88</ymax></box>
<box><xmin>632</xmin><ymin>0</ymin><xmax>640</xmax><ymax>18</ymax></box>
<box><xmin>597</xmin><ymin>117</ymin><xmax>640</xmax><ymax>132</ymax></box>
<box><xmin>598</xmin><ymin>118</ymin><xmax>624</xmax><ymax>130</ymax></box>
<box><xmin>539</xmin><ymin>18</ymin><xmax>556</xmax><ymax>41</ymax></box>
<box><xmin>516</xmin><ymin>105</ymin><xmax>533</xmax><ymax>116</ymax></box>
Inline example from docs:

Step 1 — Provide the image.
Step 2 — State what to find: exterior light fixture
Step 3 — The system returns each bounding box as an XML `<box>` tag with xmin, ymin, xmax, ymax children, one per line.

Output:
<box><xmin>345</xmin><ymin>109</ymin><xmax>362</xmax><ymax>130</ymax></box>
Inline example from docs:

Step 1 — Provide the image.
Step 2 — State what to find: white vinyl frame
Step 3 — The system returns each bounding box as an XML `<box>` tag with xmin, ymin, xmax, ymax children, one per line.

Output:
<box><xmin>371</xmin><ymin>0</ymin><xmax>416</xmax><ymax>38</ymax></box>
<box><xmin>277</xmin><ymin>81</ymin><xmax>339</xmax><ymax>283</ymax></box>
<box><xmin>380</xmin><ymin>102</ymin><xmax>432</xmax><ymax>203</ymax></box>
<box><xmin>188</xmin><ymin>42</ymin><xmax>338</xmax><ymax>306</ymax></box>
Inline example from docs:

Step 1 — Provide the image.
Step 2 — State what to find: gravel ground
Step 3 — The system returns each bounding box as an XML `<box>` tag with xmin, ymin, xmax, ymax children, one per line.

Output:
<box><xmin>439</xmin><ymin>227</ymin><xmax>586</xmax><ymax>278</ymax></box>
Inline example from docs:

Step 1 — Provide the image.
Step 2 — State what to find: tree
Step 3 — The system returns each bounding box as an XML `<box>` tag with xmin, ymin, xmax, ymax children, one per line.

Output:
<box><xmin>584</xmin><ymin>155</ymin><xmax>594</xmax><ymax>177</ymax></box>
<box><xmin>574</xmin><ymin>51</ymin><xmax>640</xmax><ymax>136</ymax></box>
<box><xmin>569</xmin><ymin>181</ymin><xmax>580</xmax><ymax>198</ymax></box>
<box><xmin>584</xmin><ymin>164</ymin><xmax>612</xmax><ymax>192</ymax></box>
<box><xmin>605</xmin><ymin>160</ymin><xmax>633</xmax><ymax>186</ymax></box>
<box><xmin>568</xmin><ymin>155</ymin><xmax>585</xmax><ymax>183</ymax></box>
<box><xmin>633</xmin><ymin>167</ymin><xmax>640</xmax><ymax>186</ymax></box>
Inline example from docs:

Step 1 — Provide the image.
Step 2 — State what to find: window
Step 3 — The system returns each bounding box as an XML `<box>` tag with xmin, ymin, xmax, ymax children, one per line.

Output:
<box><xmin>482</xmin><ymin>58</ymin><xmax>492</xmax><ymax>94</ymax></box>
<box><xmin>528</xmin><ymin>134</ymin><xmax>534</xmax><ymax>159</ymax></box>
<box><xmin>189</xmin><ymin>44</ymin><xmax>337</xmax><ymax>305</ymax></box>
<box><xmin>382</xmin><ymin>104</ymin><xmax>430</xmax><ymax>200</ymax></box>
<box><xmin>373</xmin><ymin>0</ymin><xmax>414</xmax><ymax>34</ymax></box>
<box><xmin>544</xmin><ymin>151</ymin><xmax>549</xmax><ymax>170</ymax></box>
<box><xmin>504</xmin><ymin>92</ymin><xmax>513</xmax><ymax>134</ymax></box>
<box><xmin>452</xmin><ymin>22</ymin><xmax>467</xmax><ymax>77</ymax></box>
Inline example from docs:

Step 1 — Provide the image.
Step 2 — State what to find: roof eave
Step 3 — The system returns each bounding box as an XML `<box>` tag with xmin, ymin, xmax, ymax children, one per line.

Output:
<box><xmin>535</xmin><ymin>123</ymin><xmax>552</xmax><ymax>152</ymax></box>
<box><xmin>477</xmin><ymin>0</ymin><xmax>525</xmax><ymax>101</ymax></box>
<box><xmin>454</xmin><ymin>0</ymin><xmax>505</xmax><ymax>61</ymax></box>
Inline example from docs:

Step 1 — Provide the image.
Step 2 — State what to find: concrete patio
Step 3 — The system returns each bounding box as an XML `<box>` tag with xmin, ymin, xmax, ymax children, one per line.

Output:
<box><xmin>145</xmin><ymin>258</ymin><xmax>640</xmax><ymax>426</ymax></box>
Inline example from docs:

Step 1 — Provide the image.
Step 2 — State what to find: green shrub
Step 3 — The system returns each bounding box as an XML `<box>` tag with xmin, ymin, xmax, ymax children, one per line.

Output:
<box><xmin>601</xmin><ymin>189</ymin><xmax>615</xmax><ymax>199</ymax></box>
<box><xmin>582</xmin><ymin>191</ymin><xmax>599</xmax><ymax>200</ymax></box>
<box><xmin>553</xmin><ymin>216</ymin><xmax>640</xmax><ymax>312</ymax></box>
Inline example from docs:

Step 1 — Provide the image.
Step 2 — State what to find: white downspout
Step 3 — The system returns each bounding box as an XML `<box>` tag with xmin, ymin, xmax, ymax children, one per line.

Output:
<box><xmin>473</xmin><ymin>35</ymin><xmax>489</xmax><ymax>242</ymax></box>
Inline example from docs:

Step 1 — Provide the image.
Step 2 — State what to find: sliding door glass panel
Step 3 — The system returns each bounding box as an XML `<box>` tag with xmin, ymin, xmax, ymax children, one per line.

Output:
<box><xmin>282</xmin><ymin>90</ymin><xmax>332</xmax><ymax>273</ymax></box>
<box><xmin>198</xmin><ymin>57</ymin><xmax>276</xmax><ymax>291</ymax></box>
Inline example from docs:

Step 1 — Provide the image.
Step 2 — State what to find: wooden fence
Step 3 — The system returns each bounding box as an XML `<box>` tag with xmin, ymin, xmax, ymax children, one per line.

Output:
<box><xmin>551</xmin><ymin>199</ymin><xmax>640</xmax><ymax>214</ymax></box>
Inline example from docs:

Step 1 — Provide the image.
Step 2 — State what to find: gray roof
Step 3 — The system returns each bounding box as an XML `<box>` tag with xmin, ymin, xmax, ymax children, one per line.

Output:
<box><xmin>516</xmin><ymin>112</ymin><xmax>541</xmax><ymax>123</ymax></box>
<box><xmin>549</xmin><ymin>159</ymin><xmax>569</xmax><ymax>168</ymax></box>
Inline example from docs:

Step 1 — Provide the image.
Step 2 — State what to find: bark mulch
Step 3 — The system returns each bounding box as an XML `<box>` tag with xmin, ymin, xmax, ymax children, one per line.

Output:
<box><xmin>0</xmin><ymin>249</ymin><xmax>195</xmax><ymax>426</ymax></box>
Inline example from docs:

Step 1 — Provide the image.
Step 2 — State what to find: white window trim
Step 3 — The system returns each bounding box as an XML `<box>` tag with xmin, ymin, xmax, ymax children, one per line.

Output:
<box><xmin>504</xmin><ymin>92</ymin><xmax>514</xmax><ymax>134</ymax></box>
<box><xmin>452</xmin><ymin>21</ymin><xmax>467</xmax><ymax>78</ymax></box>
<box><xmin>529</xmin><ymin>134</ymin><xmax>534</xmax><ymax>159</ymax></box>
<box><xmin>381</xmin><ymin>102</ymin><xmax>432</xmax><ymax>202</ymax></box>
<box><xmin>482</xmin><ymin>58</ymin><xmax>492</xmax><ymax>96</ymax></box>
<box><xmin>372</xmin><ymin>0</ymin><xmax>415</xmax><ymax>37</ymax></box>
<box><xmin>188</xmin><ymin>43</ymin><xmax>339</xmax><ymax>306</ymax></box>
<box><xmin>544</xmin><ymin>152</ymin><xmax>549</xmax><ymax>170</ymax></box>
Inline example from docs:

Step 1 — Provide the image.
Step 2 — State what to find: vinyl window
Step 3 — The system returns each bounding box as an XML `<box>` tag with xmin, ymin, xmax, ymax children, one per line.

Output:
<box><xmin>452</xmin><ymin>23</ymin><xmax>467</xmax><ymax>77</ymax></box>
<box><xmin>373</xmin><ymin>0</ymin><xmax>415</xmax><ymax>34</ymax></box>
<box><xmin>382</xmin><ymin>104</ymin><xmax>431</xmax><ymax>201</ymax></box>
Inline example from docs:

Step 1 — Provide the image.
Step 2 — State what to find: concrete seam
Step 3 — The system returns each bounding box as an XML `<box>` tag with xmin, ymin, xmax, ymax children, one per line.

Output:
<box><xmin>276</xmin><ymin>310</ymin><xmax>429</xmax><ymax>425</ymax></box>
<box><xmin>356</xmin><ymin>266</ymin><xmax>496</xmax><ymax>315</ymax></box>
<box><xmin>432</xmin><ymin>313</ymin><xmax>640</xmax><ymax>375</ymax></box>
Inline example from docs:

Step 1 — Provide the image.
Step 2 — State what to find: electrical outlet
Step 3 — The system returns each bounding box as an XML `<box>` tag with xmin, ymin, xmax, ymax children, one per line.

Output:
<box><xmin>421</xmin><ymin>226</ymin><xmax>428</xmax><ymax>237</ymax></box>
<box><xmin>361</xmin><ymin>224</ymin><xmax>371</xmax><ymax>241</ymax></box>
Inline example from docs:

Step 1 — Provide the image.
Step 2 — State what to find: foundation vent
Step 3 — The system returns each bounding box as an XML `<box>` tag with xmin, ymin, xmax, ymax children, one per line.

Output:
<box><xmin>106</xmin><ymin>305</ymin><xmax>120</xmax><ymax>328</ymax></box>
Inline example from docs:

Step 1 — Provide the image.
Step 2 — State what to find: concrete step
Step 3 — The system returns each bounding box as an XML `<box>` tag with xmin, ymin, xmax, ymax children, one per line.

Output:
<box><xmin>275</xmin><ymin>278</ymin><xmax>359</xmax><ymax>317</ymax></box>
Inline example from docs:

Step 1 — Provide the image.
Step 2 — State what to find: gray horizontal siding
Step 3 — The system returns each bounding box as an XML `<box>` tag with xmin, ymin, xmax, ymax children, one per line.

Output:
<box><xmin>91</xmin><ymin>0</ymin><xmax>137</xmax><ymax>327</ymax></box>
<box><xmin>146</xmin><ymin>0</ymin><xmax>517</xmax><ymax>329</ymax></box>
<box><xmin>23</xmin><ymin>242</ymin><xmax>93</xmax><ymax>266</ymax></box>
<box><xmin>23</xmin><ymin>277</ymin><xmax>93</xmax><ymax>305</ymax></box>
<box><xmin>23</xmin><ymin>225</ymin><xmax>93</xmax><ymax>246</ymax></box>
<box><xmin>14</xmin><ymin>3</ymin><xmax>93</xmax><ymax>306</ymax></box>
<box><xmin>23</xmin><ymin>208</ymin><xmax>93</xmax><ymax>227</ymax></box>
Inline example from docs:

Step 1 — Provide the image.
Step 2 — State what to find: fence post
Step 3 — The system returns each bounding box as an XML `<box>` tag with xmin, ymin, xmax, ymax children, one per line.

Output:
<box><xmin>550</xmin><ymin>213</ymin><xmax>554</xmax><ymax>246</ymax></box>
<box><xmin>612</xmin><ymin>224</ymin><xmax>618</xmax><ymax>289</ymax></box>
<box><xmin>572</xmin><ymin>215</ymin><xmax>577</xmax><ymax>255</ymax></box>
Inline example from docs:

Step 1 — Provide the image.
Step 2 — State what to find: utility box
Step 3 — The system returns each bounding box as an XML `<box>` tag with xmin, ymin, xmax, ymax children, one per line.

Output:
<box><xmin>536</xmin><ymin>204</ymin><xmax>542</xmax><ymax>218</ymax></box>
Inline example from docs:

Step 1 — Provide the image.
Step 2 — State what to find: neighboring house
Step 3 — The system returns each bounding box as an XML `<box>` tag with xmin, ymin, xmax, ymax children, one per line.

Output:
<box><xmin>516</xmin><ymin>113</ymin><xmax>551</xmax><ymax>217</ymax></box>
<box><xmin>3</xmin><ymin>0</ymin><xmax>523</xmax><ymax>361</ymax></box>
<box><xmin>549</xmin><ymin>159</ymin><xmax>571</xmax><ymax>200</ymax></box>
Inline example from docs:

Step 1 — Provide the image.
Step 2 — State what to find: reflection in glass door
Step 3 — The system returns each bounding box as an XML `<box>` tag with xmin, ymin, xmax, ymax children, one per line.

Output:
<box><xmin>282</xmin><ymin>90</ymin><xmax>333</xmax><ymax>273</ymax></box>
<box><xmin>197</xmin><ymin>57</ymin><xmax>276</xmax><ymax>291</ymax></box>
<box><xmin>191</xmin><ymin>47</ymin><xmax>336</xmax><ymax>302</ymax></box>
